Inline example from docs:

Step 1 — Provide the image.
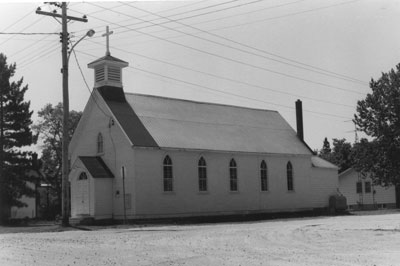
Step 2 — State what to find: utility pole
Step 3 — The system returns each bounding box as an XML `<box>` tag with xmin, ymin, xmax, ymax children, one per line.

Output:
<box><xmin>36</xmin><ymin>2</ymin><xmax>88</xmax><ymax>227</ymax></box>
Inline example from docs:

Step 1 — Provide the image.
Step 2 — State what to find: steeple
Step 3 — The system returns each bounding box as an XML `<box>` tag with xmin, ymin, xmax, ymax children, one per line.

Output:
<box><xmin>88</xmin><ymin>26</ymin><xmax>128</xmax><ymax>88</ymax></box>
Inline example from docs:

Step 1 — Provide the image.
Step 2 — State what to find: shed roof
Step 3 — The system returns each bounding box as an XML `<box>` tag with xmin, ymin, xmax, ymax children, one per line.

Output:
<box><xmin>99</xmin><ymin>87</ymin><xmax>312</xmax><ymax>155</ymax></box>
<box><xmin>79</xmin><ymin>156</ymin><xmax>114</xmax><ymax>178</ymax></box>
<box><xmin>311</xmin><ymin>156</ymin><xmax>338</xmax><ymax>169</ymax></box>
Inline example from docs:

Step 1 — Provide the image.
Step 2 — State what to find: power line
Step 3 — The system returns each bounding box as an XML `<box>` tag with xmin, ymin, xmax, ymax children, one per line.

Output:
<box><xmin>18</xmin><ymin>42</ymin><xmax>60</xmax><ymax>70</ymax></box>
<box><xmin>71</xmin><ymin>49</ymin><xmax>110</xmax><ymax>117</ymax></box>
<box><xmin>1</xmin><ymin>8</ymin><xmax>35</xmax><ymax>32</ymax></box>
<box><xmin>0</xmin><ymin>32</ymin><xmax>58</xmax><ymax>35</ymax></box>
<box><xmin>105</xmin><ymin>0</ymin><xmax>365</xmax><ymax>86</ymax></box>
<box><xmin>77</xmin><ymin>0</ymin><xmax>264</xmax><ymax>36</ymax></box>
<box><xmin>75</xmin><ymin>50</ymin><xmax>352</xmax><ymax>120</ymax></box>
<box><xmin>0</xmin><ymin>16</ymin><xmax>45</xmax><ymax>46</ymax></box>
<box><xmin>71</xmin><ymin>0</ymin><xmax>213</xmax><ymax>36</ymax></box>
<box><xmin>85</xmin><ymin>4</ymin><xmax>365</xmax><ymax>95</ymax></box>
<box><xmin>121</xmin><ymin>2</ymin><xmax>366</xmax><ymax>86</ymax></box>
<box><xmin>84</xmin><ymin>38</ymin><xmax>354</xmax><ymax>109</ymax></box>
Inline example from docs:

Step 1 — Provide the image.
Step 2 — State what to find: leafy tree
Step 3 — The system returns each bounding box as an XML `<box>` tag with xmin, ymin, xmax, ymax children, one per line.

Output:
<box><xmin>0</xmin><ymin>53</ymin><xmax>36</xmax><ymax>223</ymax></box>
<box><xmin>33</xmin><ymin>103</ymin><xmax>81</xmax><ymax>217</ymax></box>
<box><xmin>354</xmin><ymin>63</ymin><xmax>400</xmax><ymax>186</ymax></box>
<box><xmin>318</xmin><ymin>138</ymin><xmax>353</xmax><ymax>173</ymax></box>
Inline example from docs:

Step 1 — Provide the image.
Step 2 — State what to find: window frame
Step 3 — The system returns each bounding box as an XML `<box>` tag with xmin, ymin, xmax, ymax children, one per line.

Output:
<box><xmin>365</xmin><ymin>181</ymin><xmax>371</xmax><ymax>193</ymax></box>
<box><xmin>260</xmin><ymin>160</ymin><xmax>268</xmax><ymax>191</ymax></box>
<box><xmin>229</xmin><ymin>158</ymin><xmax>238</xmax><ymax>192</ymax></box>
<box><xmin>163</xmin><ymin>155</ymin><xmax>173</xmax><ymax>192</ymax></box>
<box><xmin>97</xmin><ymin>132</ymin><xmax>104</xmax><ymax>154</ymax></box>
<box><xmin>287</xmin><ymin>161</ymin><xmax>294</xmax><ymax>191</ymax></box>
<box><xmin>198</xmin><ymin>157</ymin><xmax>207</xmax><ymax>192</ymax></box>
<box><xmin>78</xmin><ymin>172</ymin><xmax>88</xmax><ymax>180</ymax></box>
<box><xmin>356</xmin><ymin>181</ymin><xmax>362</xmax><ymax>194</ymax></box>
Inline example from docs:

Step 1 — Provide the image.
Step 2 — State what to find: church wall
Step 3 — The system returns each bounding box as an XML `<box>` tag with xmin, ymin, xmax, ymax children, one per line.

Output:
<box><xmin>69</xmin><ymin>91</ymin><xmax>136</xmax><ymax>219</ymax></box>
<box><xmin>309</xmin><ymin>167</ymin><xmax>338</xmax><ymax>208</ymax></box>
<box><xmin>131</xmin><ymin>148</ymin><xmax>323</xmax><ymax>218</ymax></box>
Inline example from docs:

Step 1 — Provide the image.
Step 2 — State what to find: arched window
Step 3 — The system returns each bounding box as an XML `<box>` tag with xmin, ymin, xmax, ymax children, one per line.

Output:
<box><xmin>97</xmin><ymin>133</ymin><xmax>104</xmax><ymax>154</ymax></box>
<box><xmin>78</xmin><ymin>172</ymin><xmax>88</xmax><ymax>180</ymax></box>
<box><xmin>229</xmin><ymin>158</ymin><xmax>238</xmax><ymax>191</ymax></box>
<box><xmin>198</xmin><ymin>157</ymin><xmax>207</xmax><ymax>192</ymax></box>
<box><xmin>287</xmin><ymin>161</ymin><xmax>294</xmax><ymax>191</ymax></box>
<box><xmin>163</xmin><ymin>155</ymin><xmax>173</xmax><ymax>192</ymax></box>
<box><xmin>260</xmin><ymin>160</ymin><xmax>268</xmax><ymax>191</ymax></box>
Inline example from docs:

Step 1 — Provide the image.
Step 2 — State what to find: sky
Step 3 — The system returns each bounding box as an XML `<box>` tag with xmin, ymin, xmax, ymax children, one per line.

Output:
<box><xmin>1</xmin><ymin>0</ymin><xmax>400</xmax><ymax>152</ymax></box>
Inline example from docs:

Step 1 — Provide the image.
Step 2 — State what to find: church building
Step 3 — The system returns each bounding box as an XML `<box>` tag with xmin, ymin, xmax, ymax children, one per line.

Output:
<box><xmin>69</xmin><ymin>30</ymin><xmax>338</xmax><ymax>222</ymax></box>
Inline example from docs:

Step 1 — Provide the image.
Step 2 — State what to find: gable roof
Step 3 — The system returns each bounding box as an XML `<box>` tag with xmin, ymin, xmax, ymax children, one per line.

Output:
<box><xmin>98</xmin><ymin>86</ymin><xmax>312</xmax><ymax>155</ymax></box>
<box><xmin>79</xmin><ymin>156</ymin><xmax>114</xmax><ymax>178</ymax></box>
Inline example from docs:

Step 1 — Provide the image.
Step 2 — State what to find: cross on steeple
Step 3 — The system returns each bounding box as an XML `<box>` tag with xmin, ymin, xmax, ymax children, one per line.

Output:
<box><xmin>102</xmin><ymin>26</ymin><xmax>114</xmax><ymax>56</ymax></box>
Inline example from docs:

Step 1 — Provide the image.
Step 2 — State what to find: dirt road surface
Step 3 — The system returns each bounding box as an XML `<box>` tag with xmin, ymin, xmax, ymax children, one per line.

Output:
<box><xmin>1</xmin><ymin>212</ymin><xmax>400</xmax><ymax>266</ymax></box>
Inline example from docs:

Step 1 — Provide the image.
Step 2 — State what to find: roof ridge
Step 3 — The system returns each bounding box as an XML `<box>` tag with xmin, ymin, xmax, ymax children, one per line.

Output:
<box><xmin>125</xmin><ymin>92</ymin><xmax>279</xmax><ymax>113</ymax></box>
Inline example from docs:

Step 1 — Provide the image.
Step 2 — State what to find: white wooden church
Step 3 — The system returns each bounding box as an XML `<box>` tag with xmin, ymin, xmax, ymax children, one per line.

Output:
<box><xmin>69</xmin><ymin>30</ymin><xmax>338</xmax><ymax>222</ymax></box>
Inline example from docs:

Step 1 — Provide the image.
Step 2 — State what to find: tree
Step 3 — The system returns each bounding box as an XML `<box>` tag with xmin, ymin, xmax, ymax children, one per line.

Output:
<box><xmin>319</xmin><ymin>137</ymin><xmax>332</xmax><ymax>161</ymax></box>
<box><xmin>33</xmin><ymin>103</ymin><xmax>81</xmax><ymax>218</ymax></box>
<box><xmin>0</xmin><ymin>53</ymin><xmax>36</xmax><ymax>223</ymax></box>
<box><xmin>354</xmin><ymin>63</ymin><xmax>400</xmax><ymax>186</ymax></box>
<box><xmin>318</xmin><ymin>138</ymin><xmax>353</xmax><ymax>173</ymax></box>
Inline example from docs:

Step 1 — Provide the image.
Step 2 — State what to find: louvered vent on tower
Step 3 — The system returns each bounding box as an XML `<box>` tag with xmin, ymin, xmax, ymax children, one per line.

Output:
<box><xmin>95</xmin><ymin>67</ymin><xmax>105</xmax><ymax>83</ymax></box>
<box><xmin>108</xmin><ymin>66</ymin><xmax>121</xmax><ymax>82</ymax></box>
<box><xmin>88</xmin><ymin>54</ymin><xmax>129</xmax><ymax>89</ymax></box>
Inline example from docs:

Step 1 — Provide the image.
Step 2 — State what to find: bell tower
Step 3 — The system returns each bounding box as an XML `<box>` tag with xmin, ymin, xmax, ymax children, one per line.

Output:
<box><xmin>88</xmin><ymin>26</ymin><xmax>128</xmax><ymax>88</ymax></box>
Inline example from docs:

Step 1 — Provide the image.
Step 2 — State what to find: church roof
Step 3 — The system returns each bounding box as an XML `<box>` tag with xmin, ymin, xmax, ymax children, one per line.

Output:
<box><xmin>87</xmin><ymin>54</ymin><xmax>128</xmax><ymax>67</ymax></box>
<box><xmin>98</xmin><ymin>87</ymin><xmax>313</xmax><ymax>155</ymax></box>
<box><xmin>311</xmin><ymin>156</ymin><xmax>338</xmax><ymax>169</ymax></box>
<box><xmin>79</xmin><ymin>156</ymin><xmax>114</xmax><ymax>178</ymax></box>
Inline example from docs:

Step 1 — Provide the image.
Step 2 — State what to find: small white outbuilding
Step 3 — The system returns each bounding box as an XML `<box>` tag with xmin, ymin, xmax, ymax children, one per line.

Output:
<box><xmin>339</xmin><ymin>168</ymin><xmax>399</xmax><ymax>210</ymax></box>
<box><xmin>69</xmin><ymin>45</ymin><xmax>339</xmax><ymax>222</ymax></box>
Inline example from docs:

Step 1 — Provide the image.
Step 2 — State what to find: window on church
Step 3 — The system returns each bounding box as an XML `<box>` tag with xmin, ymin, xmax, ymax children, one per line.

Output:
<box><xmin>163</xmin><ymin>155</ymin><xmax>173</xmax><ymax>192</ymax></box>
<box><xmin>229</xmin><ymin>159</ymin><xmax>238</xmax><ymax>191</ymax></box>
<box><xmin>198</xmin><ymin>157</ymin><xmax>207</xmax><ymax>192</ymax></box>
<box><xmin>78</xmin><ymin>172</ymin><xmax>88</xmax><ymax>180</ymax></box>
<box><xmin>287</xmin><ymin>161</ymin><xmax>294</xmax><ymax>191</ymax></box>
<box><xmin>97</xmin><ymin>133</ymin><xmax>104</xmax><ymax>154</ymax></box>
<box><xmin>260</xmin><ymin>160</ymin><xmax>268</xmax><ymax>191</ymax></box>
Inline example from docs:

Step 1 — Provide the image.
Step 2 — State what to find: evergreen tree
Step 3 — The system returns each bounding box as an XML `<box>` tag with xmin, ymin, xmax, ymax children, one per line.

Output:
<box><xmin>0</xmin><ymin>53</ymin><xmax>36</xmax><ymax>223</ymax></box>
<box><xmin>319</xmin><ymin>137</ymin><xmax>332</xmax><ymax>161</ymax></box>
<box><xmin>318</xmin><ymin>138</ymin><xmax>353</xmax><ymax>173</ymax></box>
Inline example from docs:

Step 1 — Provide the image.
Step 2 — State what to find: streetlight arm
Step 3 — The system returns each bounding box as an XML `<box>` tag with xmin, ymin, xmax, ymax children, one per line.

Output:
<box><xmin>67</xmin><ymin>29</ymin><xmax>95</xmax><ymax>63</ymax></box>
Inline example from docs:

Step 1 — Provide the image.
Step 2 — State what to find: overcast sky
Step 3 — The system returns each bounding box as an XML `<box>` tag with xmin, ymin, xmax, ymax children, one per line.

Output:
<box><xmin>1</xmin><ymin>0</ymin><xmax>399</xmax><ymax>151</ymax></box>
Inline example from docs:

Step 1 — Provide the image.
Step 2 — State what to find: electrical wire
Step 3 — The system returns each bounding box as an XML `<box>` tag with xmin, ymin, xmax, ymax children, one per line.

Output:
<box><xmin>83</xmin><ymin>5</ymin><xmax>365</xmax><ymax>95</ymax></box>
<box><xmin>87</xmin><ymin>0</ymin><xmax>365</xmax><ymax>86</ymax></box>
<box><xmin>1</xmin><ymin>8</ymin><xmax>36</xmax><ymax>32</ymax></box>
<box><xmin>84</xmin><ymin>38</ymin><xmax>354</xmax><ymax>109</ymax></box>
<box><xmin>0</xmin><ymin>32</ymin><xmax>58</xmax><ymax>35</ymax></box>
<box><xmin>71</xmin><ymin>49</ymin><xmax>111</xmax><ymax>118</ymax></box>
<box><xmin>0</xmin><ymin>16</ymin><xmax>45</xmax><ymax>46</ymax></box>
<box><xmin>75</xmin><ymin>49</ymin><xmax>352</xmax><ymax>121</ymax></box>
<box><xmin>121</xmin><ymin>2</ymin><xmax>366</xmax><ymax>86</ymax></box>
